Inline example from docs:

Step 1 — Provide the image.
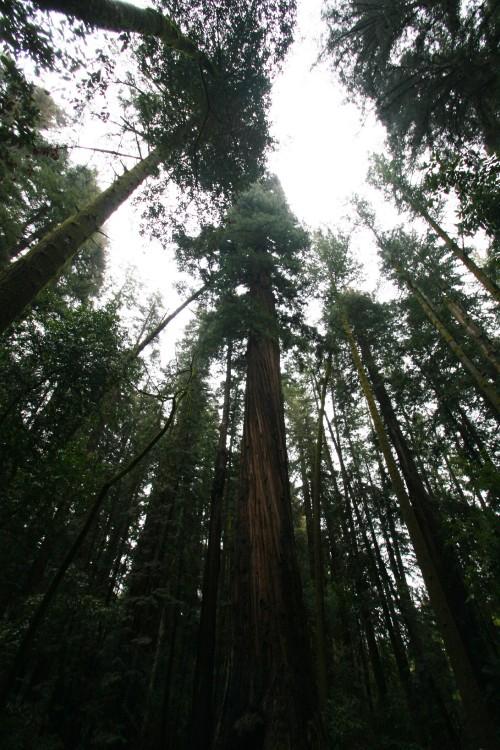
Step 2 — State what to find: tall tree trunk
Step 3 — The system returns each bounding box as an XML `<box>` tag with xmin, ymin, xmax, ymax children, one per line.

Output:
<box><xmin>320</xmin><ymin>432</ymin><xmax>369</xmax><ymax>699</ymax></box>
<box><xmin>0</xmin><ymin>392</ymin><xmax>182</xmax><ymax>711</ymax></box>
<box><xmin>444</xmin><ymin>296</ymin><xmax>500</xmax><ymax>377</ymax></box>
<box><xmin>402</xmin><ymin>273</ymin><xmax>500</xmax><ymax>419</ymax></box>
<box><xmin>33</xmin><ymin>0</ymin><xmax>215</xmax><ymax>73</ymax></box>
<box><xmin>342</xmin><ymin>313</ymin><xmax>499</xmax><ymax>750</ymax></box>
<box><xmin>215</xmin><ymin>268</ymin><xmax>324</xmax><ymax>749</ymax></box>
<box><xmin>323</xmin><ymin>407</ymin><xmax>388</xmax><ymax>706</ymax></box>
<box><xmin>0</xmin><ymin>148</ymin><xmax>162</xmax><ymax>335</ymax></box>
<box><xmin>310</xmin><ymin>354</ymin><xmax>332</xmax><ymax>709</ymax></box>
<box><xmin>298</xmin><ymin>441</ymin><xmax>316</xmax><ymax>580</ymax></box>
<box><xmin>400</xmin><ymin>192</ymin><xmax>500</xmax><ymax>302</ymax></box>
<box><xmin>191</xmin><ymin>342</ymin><xmax>232</xmax><ymax>750</ymax></box>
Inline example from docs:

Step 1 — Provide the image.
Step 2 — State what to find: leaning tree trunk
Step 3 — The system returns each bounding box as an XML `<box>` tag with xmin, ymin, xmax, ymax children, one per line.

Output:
<box><xmin>444</xmin><ymin>296</ymin><xmax>500</xmax><ymax>377</ymax></box>
<box><xmin>402</xmin><ymin>193</ymin><xmax>500</xmax><ymax>302</ymax></box>
<box><xmin>34</xmin><ymin>0</ymin><xmax>215</xmax><ymax>72</ymax></box>
<box><xmin>215</xmin><ymin>268</ymin><xmax>324</xmax><ymax>750</ymax></box>
<box><xmin>402</xmin><ymin>273</ymin><xmax>500</xmax><ymax>420</ymax></box>
<box><xmin>0</xmin><ymin>390</ymin><xmax>182</xmax><ymax>712</ymax></box>
<box><xmin>0</xmin><ymin>148</ymin><xmax>162</xmax><ymax>335</ymax></box>
<box><xmin>342</xmin><ymin>313</ymin><xmax>499</xmax><ymax>750</ymax></box>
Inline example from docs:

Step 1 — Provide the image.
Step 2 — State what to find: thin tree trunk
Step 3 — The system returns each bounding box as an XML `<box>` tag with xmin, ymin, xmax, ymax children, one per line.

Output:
<box><xmin>444</xmin><ymin>297</ymin><xmax>500</xmax><ymax>376</ymax></box>
<box><xmin>0</xmin><ymin>389</ymin><xmax>183</xmax><ymax>711</ymax></box>
<box><xmin>402</xmin><ymin>193</ymin><xmax>500</xmax><ymax>302</ymax></box>
<box><xmin>296</xmin><ymin>436</ymin><xmax>316</xmax><ymax>580</ymax></box>
<box><xmin>131</xmin><ymin>285</ymin><xmax>207</xmax><ymax>358</ymax></box>
<box><xmin>323</xmin><ymin>405</ymin><xmax>389</xmax><ymax>706</ymax></box>
<box><xmin>404</xmin><ymin>274</ymin><xmax>500</xmax><ymax>419</ymax></box>
<box><xmin>191</xmin><ymin>341</ymin><xmax>232</xmax><ymax>750</ymax></box>
<box><xmin>342</xmin><ymin>312</ymin><xmax>499</xmax><ymax>750</ymax></box>
<box><xmin>310</xmin><ymin>353</ymin><xmax>332</xmax><ymax>710</ymax></box>
<box><xmin>0</xmin><ymin>147</ymin><xmax>162</xmax><ymax>335</ymax></box>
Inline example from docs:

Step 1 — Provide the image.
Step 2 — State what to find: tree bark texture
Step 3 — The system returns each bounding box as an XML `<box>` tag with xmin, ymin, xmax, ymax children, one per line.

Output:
<box><xmin>215</xmin><ymin>269</ymin><xmax>324</xmax><ymax>750</ymax></box>
<box><xmin>0</xmin><ymin>148</ymin><xmax>162</xmax><ymax>335</ymax></box>
<box><xmin>34</xmin><ymin>0</ymin><xmax>215</xmax><ymax>72</ymax></box>
<box><xmin>343</xmin><ymin>314</ymin><xmax>499</xmax><ymax>750</ymax></box>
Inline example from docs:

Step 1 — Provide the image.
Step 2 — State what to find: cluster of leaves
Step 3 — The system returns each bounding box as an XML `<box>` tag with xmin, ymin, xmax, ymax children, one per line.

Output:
<box><xmin>133</xmin><ymin>0</ymin><xmax>296</xmax><ymax>230</ymax></box>
<box><xmin>323</xmin><ymin>0</ymin><xmax>500</xmax><ymax>155</ymax></box>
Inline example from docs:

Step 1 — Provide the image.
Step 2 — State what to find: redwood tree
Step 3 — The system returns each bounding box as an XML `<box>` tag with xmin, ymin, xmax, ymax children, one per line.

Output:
<box><xmin>214</xmin><ymin>181</ymin><xmax>325</xmax><ymax>749</ymax></box>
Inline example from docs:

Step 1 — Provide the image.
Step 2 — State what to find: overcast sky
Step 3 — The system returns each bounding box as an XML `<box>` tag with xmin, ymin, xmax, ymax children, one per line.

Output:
<box><xmin>45</xmin><ymin>0</ymin><xmax>402</xmax><ymax>354</ymax></box>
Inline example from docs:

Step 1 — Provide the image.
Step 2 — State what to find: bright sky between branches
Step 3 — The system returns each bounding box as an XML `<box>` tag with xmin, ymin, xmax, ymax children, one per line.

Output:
<box><xmin>42</xmin><ymin>0</ymin><xmax>399</xmax><ymax>349</ymax></box>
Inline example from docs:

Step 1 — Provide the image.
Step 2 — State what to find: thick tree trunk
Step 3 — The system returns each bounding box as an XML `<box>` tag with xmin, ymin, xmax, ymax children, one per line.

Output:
<box><xmin>34</xmin><ymin>0</ymin><xmax>215</xmax><ymax>73</ymax></box>
<box><xmin>215</xmin><ymin>269</ymin><xmax>324</xmax><ymax>749</ymax></box>
<box><xmin>0</xmin><ymin>148</ymin><xmax>162</xmax><ymax>335</ymax></box>
<box><xmin>191</xmin><ymin>342</ymin><xmax>232</xmax><ymax>750</ymax></box>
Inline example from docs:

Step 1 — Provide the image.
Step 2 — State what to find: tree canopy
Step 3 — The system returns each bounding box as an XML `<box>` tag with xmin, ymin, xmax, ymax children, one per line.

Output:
<box><xmin>0</xmin><ymin>1</ymin><xmax>498</xmax><ymax>749</ymax></box>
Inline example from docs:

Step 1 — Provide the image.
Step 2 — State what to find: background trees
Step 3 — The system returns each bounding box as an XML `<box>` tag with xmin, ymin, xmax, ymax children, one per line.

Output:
<box><xmin>0</xmin><ymin>1</ymin><xmax>498</xmax><ymax>749</ymax></box>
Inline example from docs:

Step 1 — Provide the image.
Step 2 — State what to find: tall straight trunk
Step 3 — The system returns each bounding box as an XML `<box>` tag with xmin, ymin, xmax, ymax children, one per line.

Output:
<box><xmin>191</xmin><ymin>342</ymin><xmax>232</xmax><ymax>750</ymax></box>
<box><xmin>358</xmin><ymin>333</ymin><xmax>499</xmax><ymax>682</ymax></box>
<box><xmin>0</xmin><ymin>148</ymin><xmax>162</xmax><ymax>335</ymax></box>
<box><xmin>342</xmin><ymin>313</ymin><xmax>499</xmax><ymax>750</ymax></box>
<box><xmin>352</xmin><ymin>462</ymin><xmax>454</xmax><ymax>748</ymax></box>
<box><xmin>323</xmin><ymin>408</ymin><xmax>388</xmax><ymax>705</ymax></box>
<box><xmin>403</xmin><ymin>273</ymin><xmax>500</xmax><ymax>419</ymax></box>
<box><xmin>341</xmin><ymin>428</ymin><xmax>415</xmax><ymax>704</ymax></box>
<box><xmin>141</xmin><ymin>501</ymin><xmax>188</xmax><ymax>750</ymax></box>
<box><xmin>400</xmin><ymin>192</ymin><xmax>500</xmax><ymax>302</ymax></box>
<box><xmin>353</xmin><ymin>489</ymin><xmax>418</xmax><ymax>721</ymax></box>
<box><xmin>343</xmin><ymin>486</ymin><xmax>388</xmax><ymax>705</ymax></box>
<box><xmin>319</xmin><ymin>438</ymin><xmax>365</xmax><ymax>696</ymax></box>
<box><xmin>34</xmin><ymin>0</ymin><xmax>215</xmax><ymax>73</ymax></box>
<box><xmin>310</xmin><ymin>354</ymin><xmax>332</xmax><ymax>709</ymax></box>
<box><xmin>215</xmin><ymin>268</ymin><xmax>324</xmax><ymax>749</ymax></box>
<box><xmin>298</xmin><ymin>442</ymin><xmax>316</xmax><ymax>579</ymax></box>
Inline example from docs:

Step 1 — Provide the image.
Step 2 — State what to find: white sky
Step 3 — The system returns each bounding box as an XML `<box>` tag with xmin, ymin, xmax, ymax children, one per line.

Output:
<box><xmin>39</xmin><ymin>0</ymin><xmax>404</xmax><ymax>356</ymax></box>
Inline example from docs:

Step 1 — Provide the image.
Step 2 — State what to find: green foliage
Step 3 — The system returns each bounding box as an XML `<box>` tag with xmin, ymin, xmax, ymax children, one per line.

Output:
<box><xmin>324</xmin><ymin>0</ymin><xmax>500</xmax><ymax>155</ymax></box>
<box><xmin>0</xmin><ymin>3</ymin><xmax>498</xmax><ymax>749</ymax></box>
<box><xmin>133</xmin><ymin>1</ymin><xmax>296</xmax><ymax>227</ymax></box>
<box><xmin>175</xmin><ymin>179</ymin><xmax>311</xmax><ymax>351</ymax></box>
<box><xmin>423</xmin><ymin>149</ymin><xmax>500</xmax><ymax>253</ymax></box>
<box><xmin>0</xmin><ymin>1</ymin><xmax>86</xmax><ymax>155</ymax></box>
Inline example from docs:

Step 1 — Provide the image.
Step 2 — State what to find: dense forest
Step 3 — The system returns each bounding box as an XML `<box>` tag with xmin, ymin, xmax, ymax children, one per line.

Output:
<box><xmin>0</xmin><ymin>1</ymin><xmax>498</xmax><ymax>748</ymax></box>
